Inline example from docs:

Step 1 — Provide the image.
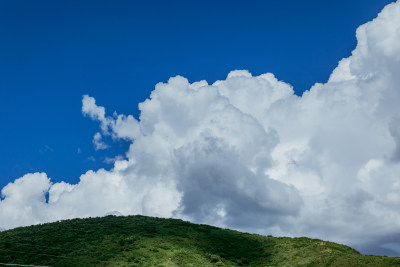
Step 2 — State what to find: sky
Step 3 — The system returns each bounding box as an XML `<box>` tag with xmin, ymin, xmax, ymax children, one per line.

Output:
<box><xmin>1</xmin><ymin>0</ymin><xmax>400</xmax><ymax>256</ymax></box>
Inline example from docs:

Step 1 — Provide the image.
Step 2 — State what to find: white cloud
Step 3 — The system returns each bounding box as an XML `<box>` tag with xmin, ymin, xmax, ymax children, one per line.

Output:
<box><xmin>93</xmin><ymin>132</ymin><xmax>109</xmax><ymax>150</ymax></box>
<box><xmin>0</xmin><ymin>173</ymin><xmax>51</xmax><ymax>229</ymax></box>
<box><xmin>82</xmin><ymin>94</ymin><xmax>140</xmax><ymax>140</ymax></box>
<box><xmin>1</xmin><ymin>0</ymin><xmax>400</xmax><ymax>256</ymax></box>
<box><xmin>104</xmin><ymin>155</ymin><xmax>124</xmax><ymax>164</ymax></box>
<box><xmin>82</xmin><ymin>95</ymin><xmax>106</xmax><ymax>128</ymax></box>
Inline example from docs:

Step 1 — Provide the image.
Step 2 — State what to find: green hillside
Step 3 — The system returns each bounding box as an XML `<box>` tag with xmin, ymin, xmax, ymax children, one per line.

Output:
<box><xmin>0</xmin><ymin>215</ymin><xmax>398</xmax><ymax>266</ymax></box>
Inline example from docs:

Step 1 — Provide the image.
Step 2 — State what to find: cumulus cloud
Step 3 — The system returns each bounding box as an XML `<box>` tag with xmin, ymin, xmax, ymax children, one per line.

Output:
<box><xmin>82</xmin><ymin>94</ymin><xmax>140</xmax><ymax>140</ymax></box>
<box><xmin>82</xmin><ymin>95</ymin><xmax>106</xmax><ymax>126</ymax></box>
<box><xmin>1</xmin><ymin>0</ymin><xmax>400</xmax><ymax>256</ymax></box>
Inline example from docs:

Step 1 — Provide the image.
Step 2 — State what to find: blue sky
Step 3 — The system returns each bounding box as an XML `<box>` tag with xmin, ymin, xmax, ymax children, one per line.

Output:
<box><xmin>0</xmin><ymin>0</ymin><xmax>393</xmax><ymax>189</ymax></box>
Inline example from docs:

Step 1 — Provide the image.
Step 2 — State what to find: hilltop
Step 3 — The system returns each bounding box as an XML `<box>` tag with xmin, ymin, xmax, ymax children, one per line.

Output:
<box><xmin>0</xmin><ymin>215</ymin><xmax>398</xmax><ymax>266</ymax></box>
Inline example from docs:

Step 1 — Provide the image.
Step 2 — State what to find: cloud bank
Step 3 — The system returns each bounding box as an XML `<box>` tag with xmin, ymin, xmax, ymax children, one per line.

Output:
<box><xmin>2</xmin><ymin>1</ymin><xmax>400</xmax><ymax>255</ymax></box>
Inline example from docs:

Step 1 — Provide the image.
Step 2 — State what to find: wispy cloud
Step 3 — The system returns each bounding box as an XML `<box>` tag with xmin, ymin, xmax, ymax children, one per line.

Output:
<box><xmin>104</xmin><ymin>155</ymin><xmax>124</xmax><ymax>164</ymax></box>
<box><xmin>93</xmin><ymin>132</ymin><xmax>109</xmax><ymax>150</ymax></box>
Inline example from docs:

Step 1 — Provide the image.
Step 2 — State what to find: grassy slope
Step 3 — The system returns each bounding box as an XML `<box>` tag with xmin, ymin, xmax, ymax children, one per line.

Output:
<box><xmin>0</xmin><ymin>215</ymin><xmax>398</xmax><ymax>266</ymax></box>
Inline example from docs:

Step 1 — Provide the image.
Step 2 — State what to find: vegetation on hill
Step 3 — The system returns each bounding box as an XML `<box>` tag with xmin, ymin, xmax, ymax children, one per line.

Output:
<box><xmin>0</xmin><ymin>215</ymin><xmax>398</xmax><ymax>266</ymax></box>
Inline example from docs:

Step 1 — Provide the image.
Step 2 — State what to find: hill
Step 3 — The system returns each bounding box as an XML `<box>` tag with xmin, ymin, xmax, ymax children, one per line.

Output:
<box><xmin>0</xmin><ymin>215</ymin><xmax>398</xmax><ymax>266</ymax></box>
